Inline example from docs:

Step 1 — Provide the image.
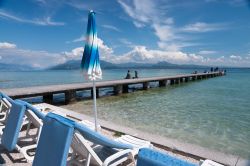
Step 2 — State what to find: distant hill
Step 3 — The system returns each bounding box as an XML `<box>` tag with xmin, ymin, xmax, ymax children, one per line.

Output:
<box><xmin>0</xmin><ymin>63</ymin><xmax>34</xmax><ymax>71</ymax></box>
<box><xmin>49</xmin><ymin>60</ymin><xmax>119</xmax><ymax>70</ymax></box>
<box><xmin>48</xmin><ymin>60</ymin><xmax>208</xmax><ymax>70</ymax></box>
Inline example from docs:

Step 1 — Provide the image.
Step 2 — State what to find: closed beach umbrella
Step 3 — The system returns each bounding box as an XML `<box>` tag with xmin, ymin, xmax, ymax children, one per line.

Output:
<box><xmin>81</xmin><ymin>10</ymin><xmax>102</xmax><ymax>132</ymax></box>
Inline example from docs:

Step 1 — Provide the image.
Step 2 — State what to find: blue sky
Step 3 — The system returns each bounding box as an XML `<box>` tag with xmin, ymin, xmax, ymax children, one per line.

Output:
<box><xmin>0</xmin><ymin>0</ymin><xmax>250</xmax><ymax>68</ymax></box>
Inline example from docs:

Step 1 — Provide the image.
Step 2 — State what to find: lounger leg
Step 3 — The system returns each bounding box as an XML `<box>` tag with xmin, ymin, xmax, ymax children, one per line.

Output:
<box><xmin>84</xmin><ymin>153</ymin><xmax>91</xmax><ymax>166</ymax></box>
<box><xmin>25</xmin><ymin>121</ymin><xmax>31</xmax><ymax>137</ymax></box>
<box><xmin>0</xmin><ymin>102</ymin><xmax>3</xmax><ymax>112</ymax></box>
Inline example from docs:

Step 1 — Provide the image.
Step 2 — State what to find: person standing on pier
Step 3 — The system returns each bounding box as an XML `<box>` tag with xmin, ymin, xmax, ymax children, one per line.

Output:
<box><xmin>210</xmin><ymin>67</ymin><xmax>214</xmax><ymax>72</ymax></box>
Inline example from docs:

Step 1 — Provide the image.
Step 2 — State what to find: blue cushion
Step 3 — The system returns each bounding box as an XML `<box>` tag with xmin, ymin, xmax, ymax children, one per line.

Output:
<box><xmin>1</xmin><ymin>100</ymin><xmax>26</xmax><ymax>151</ymax></box>
<box><xmin>137</xmin><ymin>148</ymin><xmax>197</xmax><ymax>166</ymax></box>
<box><xmin>75</xmin><ymin>122</ymin><xmax>133</xmax><ymax>150</ymax></box>
<box><xmin>15</xmin><ymin>100</ymin><xmax>45</xmax><ymax>120</ymax></box>
<box><xmin>32</xmin><ymin>113</ymin><xmax>75</xmax><ymax>166</ymax></box>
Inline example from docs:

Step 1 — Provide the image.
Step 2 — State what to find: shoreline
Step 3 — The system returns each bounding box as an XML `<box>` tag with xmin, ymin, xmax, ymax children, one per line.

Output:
<box><xmin>47</xmin><ymin>103</ymin><xmax>249</xmax><ymax>165</ymax></box>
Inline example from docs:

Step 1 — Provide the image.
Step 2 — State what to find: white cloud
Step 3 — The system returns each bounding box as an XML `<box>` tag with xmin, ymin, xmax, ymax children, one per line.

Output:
<box><xmin>0</xmin><ymin>48</ymin><xmax>65</xmax><ymax>68</ymax></box>
<box><xmin>117</xmin><ymin>0</ymin><xmax>197</xmax><ymax>51</ymax></box>
<box><xmin>181</xmin><ymin>22</ymin><xmax>225</xmax><ymax>32</ymax></box>
<box><xmin>118</xmin><ymin>0</ymin><xmax>156</xmax><ymax>27</ymax></box>
<box><xmin>0</xmin><ymin>42</ymin><xmax>16</xmax><ymax>49</ymax></box>
<box><xmin>63</xmin><ymin>38</ymin><xmax>114</xmax><ymax>61</ymax></box>
<box><xmin>198</xmin><ymin>50</ymin><xmax>217</xmax><ymax>55</ymax></box>
<box><xmin>62</xmin><ymin>47</ymin><xmax>84</xmax><ymax>59</ymax></box>
<box><xmin>133</xmin><ymin>21</ymin><xmax>145</xmax><ymax>28</ymax></box>
<box><xmin>65</xmin><ymin>1</ymin><xmax>89</xmax><ymax>11</ymax></box>
<box><xmin>102</xmin><ymin>24</ymin><xmax>121</xmax><ymax>32</ymax></box>
<box><xmin>153</xmin><ymin>24</ymin><xmax>175</xmax><ymax>42</ymax></box>
<box><xmin>102</xmin><ymin>45</ymin><xmax>203</xmax><ymax>64</ymax></box>
<box><xmin>67</xmin><ymin>35</ymin><xmax>86</xmax><ymax>43</ymax></box>
<box><xmin>100</xmin><ymin>43</ymin><xmax>250</xmax><ymax>67</ymax></box>
<box><xmin>0</xmin><ymin>10</ymin><xmax>65</xmax><ymax>26</ymax></box>
<box><xmin>1</xmin><ymin>40</ymin><xmax>249</xmax><ymax>68</ymax></box>
<box><xmin>230</xmin><ymin>55</ymin><xmax>242</xmax><ymax>60</ymax></box>
<box><xmin>119</xmin><ymin>38</ymin><xmax>133</xmax><ymax>47</ymax></box>
<box><xmin>35</xmin><ymin>0</ymin><xmax>46</xmax><ymax>4</ymax></box>
<box><xmin>0</xmin><ymin>42</ymin><xmax>67</xmax><ymax>68</ymax></box>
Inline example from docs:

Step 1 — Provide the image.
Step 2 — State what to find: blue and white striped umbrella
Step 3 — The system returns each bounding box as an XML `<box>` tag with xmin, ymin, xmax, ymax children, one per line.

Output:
<box><xmin>81</xmin><ymin>10</ymin><xmax>102</xmax><ymax>132</ymax></box>
<box><xmin>81</xmin><ymin>10</ymin><xmax>102</xmax><ymax>81</ymax></box>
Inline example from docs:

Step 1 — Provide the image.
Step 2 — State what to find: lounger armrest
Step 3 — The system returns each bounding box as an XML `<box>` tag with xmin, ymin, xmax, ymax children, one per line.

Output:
<box><xmin>103</xmin><ymin>149</ymin><xmax>134</xmax><ymax>166</ymax></box>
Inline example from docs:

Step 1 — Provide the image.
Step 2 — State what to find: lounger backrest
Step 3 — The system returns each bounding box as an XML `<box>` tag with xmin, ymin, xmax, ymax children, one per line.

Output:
<box><xmin>75</xmin><ymin>122</ymin><xmax>133</xmax><ymax>150</ymax></box>
<box><xmin>32</xmin><ymin>113</ymin><xmax>75</xmax><ymax>166</ymax></box>
<box><xmin>1</xmin><ymin>100</ymin><xmax>26</xmax><ymax>151</ymax></box>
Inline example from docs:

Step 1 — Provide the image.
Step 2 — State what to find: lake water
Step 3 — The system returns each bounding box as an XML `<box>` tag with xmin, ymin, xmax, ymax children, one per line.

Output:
<box><xmin>0</xmin><ymin>69</ymin><xmax>249</xmax><ymax>158</ymax></box>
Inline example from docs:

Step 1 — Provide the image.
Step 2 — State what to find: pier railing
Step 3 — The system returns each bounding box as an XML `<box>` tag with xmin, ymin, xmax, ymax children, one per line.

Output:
<box><xmin>0</xmin><ymin>72</ymin><xmax>225</xmax><ymax>104</ymax></box>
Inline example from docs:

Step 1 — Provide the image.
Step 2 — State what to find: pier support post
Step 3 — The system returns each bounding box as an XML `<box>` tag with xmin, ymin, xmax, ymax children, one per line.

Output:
<box><xmin>185</xmin><ymin>77</ymin><xmax>189</xmax><ymax>82</ymax></box>
<box><xmin>170</xmin><ymin>79</ymin><xmax>175</xmax><ymax>85</ymax></box>
<box><xmin>192</xmin><ymin>76</ymin><xmax>197</xmax><ymax>81</ymax></box>
<box><xmin>122</xmin><ymin>84</ymin><xmax>129</xmax><ymax>93</ymax></box>
<box><xmin>143</xmin><ymin>82</ymin><xmax>150</xmax><ymax>90</ymax></box>
<box><xmin>197</xmin><ymin>75</ymin><xmax>202</xmax><ymax>80</ymax></box>
<box><xmin>180</xmin><ymin>78</ymin><xmax>184</xmax><ymax>83</ymax></box>
<box><xmin>159</xmin><ymin>80</ymin><xmax>167</xmax><ymax>87</ymax></box>
<box><xmin>43</xmin><ymin>94</ymin><xmax>53</xmax><ymax>104</ymax></box>
<box><xmin>65</xmin><ymin>90</ymin><xmax>76</xmax><ymax>104</ymax></box>
<box><xmin>175</xmin><ymin>79</ymin><xmax>180</xmax><ymax>84</ymax></box>
<box><xmin>91</xmin><ymin>88</ymin><xmax>99</xmax><ymax>98</ymax></box>
<box><xmin>202</xmin><ymin>75</ymin><xmax>207</xmax><ymax>79</ymax></box>
<box><xmin>114</xmin><ymin>85</ymin><xmax>123</xmax><ymax>95</ymax></box>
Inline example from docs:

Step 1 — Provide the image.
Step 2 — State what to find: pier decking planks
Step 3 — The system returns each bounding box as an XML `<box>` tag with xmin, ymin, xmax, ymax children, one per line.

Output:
<box><xmin>0</xmin><ymin>72</ymin><xmax>224</xmax><ymax>103</ymax></box>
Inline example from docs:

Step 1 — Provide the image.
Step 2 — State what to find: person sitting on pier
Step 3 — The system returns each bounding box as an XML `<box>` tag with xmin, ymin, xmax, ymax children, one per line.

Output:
<box><xmin>125</xmin><ymin>70</ymin><xmax>131</xmax><ymax>79</ymax></box>
<box><xmin>133</xmin><ymin>71</ymin><xmax>138</xmax><ymax>79</ymax></box>
<box><xmin>192</xmin><ymin>71</ymin><xmax>198</xmax><ymax>74</ymax></box>
<box><xmin>210</xmin><ymin>67</ymin><xmax>214</xmax><ymax>72</ymax></box>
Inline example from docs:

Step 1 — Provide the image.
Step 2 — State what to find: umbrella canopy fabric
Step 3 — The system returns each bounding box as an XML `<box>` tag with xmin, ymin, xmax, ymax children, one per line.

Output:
<box><xmin>81</xmin><ymin>11</ymin><xmax>102</xmax><ymax>81</ymax></box>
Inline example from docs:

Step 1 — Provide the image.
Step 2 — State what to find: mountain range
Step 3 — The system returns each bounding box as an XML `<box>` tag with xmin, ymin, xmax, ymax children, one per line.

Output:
<box><xmin>0</xmin><ymin>60</ymin><xmax>214</xmax><ymax>71</ymax></box>
<box><xmin>0</xmin><ymin>63</ymin><xmax>34</xmax><ymax>71</ymax></box>
<box><xmin>49</xmin><ymin>60</ymin><xmax>209</xmax><ymax>70</ymax></box>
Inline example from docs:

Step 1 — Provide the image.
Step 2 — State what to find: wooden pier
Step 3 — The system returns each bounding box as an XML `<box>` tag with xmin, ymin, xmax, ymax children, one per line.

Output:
<box><xmin>0</xmin><ymin>72</ymin><xmax>225</xmax><ymax>104</ymax></box>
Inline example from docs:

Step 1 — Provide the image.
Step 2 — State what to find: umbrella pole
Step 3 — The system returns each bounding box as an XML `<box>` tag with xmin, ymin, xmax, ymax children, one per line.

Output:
<box><xmin>92</xmin><ymin>80</ymin><xmax>98</xmax><ymax>132</ymax></box>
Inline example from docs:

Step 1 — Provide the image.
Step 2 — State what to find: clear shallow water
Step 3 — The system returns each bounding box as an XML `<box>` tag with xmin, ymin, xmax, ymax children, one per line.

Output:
<box><xmin>1</xmin><ymin>69</ymin><xmax>250</xmax><ymax>158</ymax></box>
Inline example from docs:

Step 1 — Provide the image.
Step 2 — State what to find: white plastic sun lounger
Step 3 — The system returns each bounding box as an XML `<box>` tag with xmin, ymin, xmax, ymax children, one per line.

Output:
<box><xmin>0</xmin><ymin>97</ymin><xmax>12</xmax><ymax>123</ymax></box>
<box><xmin>115</xmin><ymin>134</ymin><xmax>153</xmax><ymax>156</ymax></box>
<box><xmin>200</xmin><ymin>159</ymin><xmax>224</xmax><ymax>166</ymax></box>
<box><xmin>78</xmin><ymin>118</ymin><xmax>153</xmax><ymax>157</ymax></box>
<box><xmin>16</xmin><ymin>100</ymin><xmax>67</xmax><ymax>163</ymax></box>
<box><xmin>0</xmin><ymin>95</ymin><xmax>30</xmax><ymax>136</ymax></box>
<box><xmin>70</xmin><ymin>122</ymin><xmax>135</xmax><ymax>166</ymax></box>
